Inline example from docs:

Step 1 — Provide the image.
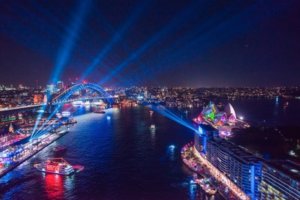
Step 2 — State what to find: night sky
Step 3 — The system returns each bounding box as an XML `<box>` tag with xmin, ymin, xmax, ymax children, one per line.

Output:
<box><xmin>0</xmin><ymin>0</ymin><xmax>299</xmax><ymax>87</ymax></box>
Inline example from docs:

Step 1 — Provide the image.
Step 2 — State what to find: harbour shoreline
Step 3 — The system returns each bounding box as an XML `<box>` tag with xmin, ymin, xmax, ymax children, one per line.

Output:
<box><xmin>0</xmin><ymin>129</ymin><xmax>69</xmax><ymax>178</ymax></box>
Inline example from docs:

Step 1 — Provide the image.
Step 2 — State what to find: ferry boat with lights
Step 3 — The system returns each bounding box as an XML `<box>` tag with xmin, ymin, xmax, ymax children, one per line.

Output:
<box><xmin>149</xmin><ymin>124</ymin><xmax>156</xmax><ymax>130</ymax></box>
<box><xmin>34</xmin><ymin>158</ymin><xmax>84</xmax><ymax>175</ymax></box>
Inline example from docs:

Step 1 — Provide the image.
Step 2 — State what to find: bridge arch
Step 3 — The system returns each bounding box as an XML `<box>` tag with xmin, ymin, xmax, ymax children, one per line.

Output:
<box><xmin>51</xmin><ymin>83</ymin><xmax>111</xmax><ymax>104</ymax></box>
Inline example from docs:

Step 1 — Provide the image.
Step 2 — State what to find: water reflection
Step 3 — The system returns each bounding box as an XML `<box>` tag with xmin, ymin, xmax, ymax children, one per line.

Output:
<box><xmin>188</xmin><ymin>180</ymin><xmax>197</xmax><ymax>200</ymax></box>
<box><xmin>167</xmin><ymin>144</ymin><xmax>176</xmax><ymax>161</ymax></box>
<box><xmin>44</xmin><ymin>174</ymin><xmax>64</xmax><ymax>199</ymax></box>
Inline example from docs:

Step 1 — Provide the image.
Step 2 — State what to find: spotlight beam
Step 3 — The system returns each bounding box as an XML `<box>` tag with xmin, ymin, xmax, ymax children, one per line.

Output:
<box><xmin>50</xmin><ymin>0</ymin><xmax>92</xmax><ymax>84</ymax></box>
<box><xmin>98</xmin><ymin>1</ymin><xmax>203</xmax><ymax>85</ymax></box>
<box><xmin>147</xmin><ymin>104</ymin><xmax>199</xmax><ymax>134</ymax></box>
<box><xmin>32</xmin><ymin>85</ymin><xmax>82</xmax><ymax>137</ymax></box>
<box><xmin>80</xmin><ymin>0</ymin><xmax>150</xmax><ymax>82</ymax></box>
<box><xmin>34</xmin><ymin>84</ymin><xmax>112</xmax><ymax>137</ymax></box>
<box><xmin>31</xmin><ymin>0</ymin><xmax>92</xmax><ymax>137</ymax></box>
<box><xmin>118</xmin><ymin>1</ymin><xmax>270</xmax><ymax>86</ymax></box>
<box><xmin>0</xmin><ymin>1</ymin><xmax>95</xmax><ymax>63</ymax></box>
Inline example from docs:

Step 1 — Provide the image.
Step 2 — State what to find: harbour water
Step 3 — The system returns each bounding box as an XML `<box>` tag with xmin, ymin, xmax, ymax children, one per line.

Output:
<box><xmin>1</xmin><ymin>98</ymin><xmax>300</xmax><ymax>200</ymax></box>
<box><xmin>0</xmin><ymin>107</ymin><xmax>216</xmax><ymax>200</ymax></box>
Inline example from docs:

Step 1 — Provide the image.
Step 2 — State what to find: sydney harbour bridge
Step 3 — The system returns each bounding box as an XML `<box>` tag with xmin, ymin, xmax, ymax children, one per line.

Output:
<box><xmin>0</xmin><ymin>83</ymin><xmax>116</xmax><ymax>114</ymax></box>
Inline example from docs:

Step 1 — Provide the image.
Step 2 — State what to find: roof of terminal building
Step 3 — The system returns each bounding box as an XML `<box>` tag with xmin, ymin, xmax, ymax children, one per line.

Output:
<box><xmin>265</xmin><ymin>160</ymin><xmax>300</xmax><ymax>182</ymax></box>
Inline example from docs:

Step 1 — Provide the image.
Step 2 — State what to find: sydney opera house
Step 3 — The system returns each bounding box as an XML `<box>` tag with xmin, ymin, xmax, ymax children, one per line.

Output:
<box><xmin>193</xmin><ymin>102</ymin><xmax>249</xmax><ymax>137</ymax></box>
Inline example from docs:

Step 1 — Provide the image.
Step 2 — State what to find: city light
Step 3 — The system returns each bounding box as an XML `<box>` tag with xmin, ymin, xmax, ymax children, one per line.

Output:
<box><xmin>0</xmin><ymin>1</ymin><xmax>299</xmax><ymax>199</ymax></box>
<box><xmin>34</xmin><ymin>83</ymin><xmax>112</xmax><ymax>138</ymax></box>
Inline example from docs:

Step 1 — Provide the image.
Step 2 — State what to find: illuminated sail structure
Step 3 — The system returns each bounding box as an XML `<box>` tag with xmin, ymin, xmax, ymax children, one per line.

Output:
<box><xmin>193</xmin><ymin>102</ymin><xmax>244</xmax><ymax>138</ymax></box>
<box><xmin>225</xmin><ymin>103</ymin><xmax>236</xmax><ymax>123</ymax></box>
<box><xmin>194</xmin><ymin>102</ymin><xmax>236</xmax><ymax>125</ymax></box>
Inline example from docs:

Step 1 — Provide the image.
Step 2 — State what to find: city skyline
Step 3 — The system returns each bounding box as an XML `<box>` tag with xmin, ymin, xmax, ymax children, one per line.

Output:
<box><xmin>0</xmin><ymin>0</ymin><xmax>300</xmax><ymax>87</ymax></box>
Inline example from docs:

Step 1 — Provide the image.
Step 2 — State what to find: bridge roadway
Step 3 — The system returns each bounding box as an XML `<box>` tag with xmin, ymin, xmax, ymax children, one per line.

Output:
<box><xmin>0</xmin><ymin>104</ymin><xmax>43</xmax><ymax>113</ymax></box>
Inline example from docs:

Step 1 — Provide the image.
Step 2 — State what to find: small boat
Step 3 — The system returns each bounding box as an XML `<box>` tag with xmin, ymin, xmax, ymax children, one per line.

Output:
<box><xmin>53</xmin><ymin>146</ymin><xmax>67</xmax><ymax>153</ymax></box>
<box><xmin>34</xmin><ymin>158</ymin><xmax>83</xmax><ymax>175</ymax></box>
<box><xmin>150</xmin><ymin>124</ymin><xmax>156</xmax><ymax>130</ymax></box>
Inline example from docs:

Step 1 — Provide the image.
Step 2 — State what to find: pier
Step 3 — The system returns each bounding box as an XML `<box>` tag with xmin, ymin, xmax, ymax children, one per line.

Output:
<box><xmin>0</xmin><ymin>128</ymin><xmax>69</xmax><ymax>178</ymax></box>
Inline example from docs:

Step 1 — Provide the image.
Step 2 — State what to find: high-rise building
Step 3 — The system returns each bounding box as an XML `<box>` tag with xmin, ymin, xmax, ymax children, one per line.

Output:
<box><xmin>260</xmin><ymin>161</ymin><xmax>300</xmax><ymax>200</ymax></box>
<box><xmin>205</xmin><ymin>139</ymin><xmax>262</xmax><ymax>199</ymax></box>
<box><xmin>194</xmin><ymin>125</ymin><xmax>262</xmax><ymax>199</ymax></box>
<box><xmin>194</xmin><ymin>124</ymin><xmax>300</xmax><ymax>200</ymax></box>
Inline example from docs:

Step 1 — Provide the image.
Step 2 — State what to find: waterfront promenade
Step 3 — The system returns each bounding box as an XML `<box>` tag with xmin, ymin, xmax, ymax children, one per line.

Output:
<box><xmin>0</xmin><ymin>128</ymin><xmax>69</xmax><ymax>178</ymax></box>
<box><xmin>181</xmin><ymin>143</ymin><xmax>250</xmax><ymax>200</ymax></box>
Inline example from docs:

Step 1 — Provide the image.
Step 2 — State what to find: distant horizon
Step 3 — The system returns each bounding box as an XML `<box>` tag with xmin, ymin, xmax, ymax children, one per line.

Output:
<box><xmin>0</xmin><ymin>81</ymin><xmax>299</xmax><ymax>89</ymax></box>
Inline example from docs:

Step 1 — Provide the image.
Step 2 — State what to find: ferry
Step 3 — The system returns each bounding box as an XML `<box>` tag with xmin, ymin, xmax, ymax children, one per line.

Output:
<box><xmin>34</xmin><ymin>158</ymin><xmax>84</xmax><ymax>175</ymax></box>
<box><xmin>150</xmin><ymin>124</ymin><xmax>156</xmax><ymax>130</ymax></box>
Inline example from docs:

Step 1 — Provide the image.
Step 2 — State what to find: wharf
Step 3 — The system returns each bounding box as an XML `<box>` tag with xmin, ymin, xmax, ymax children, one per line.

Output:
<box><xmin>0</xmin><ymin>130</ymin><xmax>69</xmax><ymax>178</ymax></box>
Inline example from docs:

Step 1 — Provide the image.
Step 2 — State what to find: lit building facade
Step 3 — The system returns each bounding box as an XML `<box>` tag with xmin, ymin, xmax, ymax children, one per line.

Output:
<box><xmin>194</xmin><ymin>124</ymin><xmax>300</xmax><ymax>200</ymax></box>
<box><xmin>205</xmin><ymin>140</ymin><xmax>262</xmax><ymax>199</ymax></box>
<box><xmin>260</xmin><ymin>161</ymin><xmax>300</xmax><ymax>200</ymax></box>
<box><xmin>194</xmin><ymin>126</ymin><xmax>262</xmax><ymax>199</ymax></box>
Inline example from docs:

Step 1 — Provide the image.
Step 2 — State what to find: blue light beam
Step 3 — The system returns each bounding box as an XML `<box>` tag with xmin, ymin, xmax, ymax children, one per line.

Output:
<box><xmin>32</xmin><ymin>1</ymin><xmax>91</xmax><ymax>137</ymax></box>
<box><xmin>80</xmin><ymin>0</ymin><xmax>150</xmax><ymax>82</ymax></box>
<box><xmin>146</xmin><ymin>104</ymin><xmax>200</xmax><ymax>134</ymax></box>
<box><xmin>33</xmin><ymin>84</ymin><xmax>112</xmax><ymax>138</ymax></box>
<box><xmin>50</xmin><ymin>0</ymin><xmax>92</xmax><ymax>83</ymax></box>
<box><xmin>98</xmin><ymin>1</ymin><xmax>203</xmax><ymax>85</ymax></box>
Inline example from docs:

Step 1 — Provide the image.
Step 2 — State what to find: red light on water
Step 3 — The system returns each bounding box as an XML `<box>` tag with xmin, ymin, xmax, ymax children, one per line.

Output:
<box><xmin>45</xmin><ymin>174</ymin><xmax>64</xmax><ymax>199</ymax></box>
